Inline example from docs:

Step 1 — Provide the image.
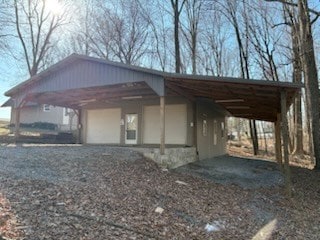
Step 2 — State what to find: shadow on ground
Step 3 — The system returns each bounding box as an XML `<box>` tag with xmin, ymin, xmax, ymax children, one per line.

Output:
<box><xmin>174</xmin><ymin>155</ymin><xmax>284</xmax><ymax>189</ymax></box>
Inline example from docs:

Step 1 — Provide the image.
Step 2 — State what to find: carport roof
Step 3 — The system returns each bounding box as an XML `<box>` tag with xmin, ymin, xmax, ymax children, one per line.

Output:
<box><xmin>4</xmin><ymin>54</ymin><xmax>302</xmax><ymax>122</ymax></box>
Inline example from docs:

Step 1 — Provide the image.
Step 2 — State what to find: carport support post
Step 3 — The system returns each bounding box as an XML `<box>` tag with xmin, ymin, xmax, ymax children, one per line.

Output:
<box><xmin>193</xmin><ymin>101</ymin><xmax>198</xmax><ymax>151</ymax></box>
<box><xmin>14</xmin><ymin>107</ymin><xmax>21</xmax><ymax>142</ymax></box>
<box><xmin>160</xmin><ymin>96</ymin><xmax>165</xmax><ymax>155</ymax></box>
<box><xmin>77</xmin><ymin>109</ymin><xmax>82</xmax><ymax>144</ymax></box>
<box><xmin>274</xmin><ymin>113</ymin><xmax>283</xmax><ymax>169</ymax></box>
<box><xmin>280</xmin><ymin>90</ymin><xmax>292</xmax><ymax>197</ymax></box>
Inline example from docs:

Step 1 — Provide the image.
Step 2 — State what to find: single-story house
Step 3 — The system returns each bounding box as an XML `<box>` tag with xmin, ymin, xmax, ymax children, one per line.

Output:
<box><xmin>2</xmin><ymin>54</ymin><xmax>301</xmax><ymax>168</ymax></box>
<box><xmin>1</xmin><ymin>99</ymin><xmax>78</xmax><ymax>132</ymax></box>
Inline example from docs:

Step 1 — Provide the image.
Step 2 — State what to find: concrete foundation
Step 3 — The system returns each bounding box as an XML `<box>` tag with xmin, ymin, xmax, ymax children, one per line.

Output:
<box><xmin>132</xmin><ymin>147</ymin><xmax>198</xmax><ymax>169</ymax></box>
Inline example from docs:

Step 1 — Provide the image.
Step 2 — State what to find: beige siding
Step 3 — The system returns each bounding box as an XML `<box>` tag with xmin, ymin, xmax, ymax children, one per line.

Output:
<box><xmin>143</xmin><ymin>104</ymin><xmax>187</xmax><ymax>144</ymax></box>
<box><xmin>86</xmin><ymin>108</ymin><xmax>121</xmax><ymax>144</ymax></box>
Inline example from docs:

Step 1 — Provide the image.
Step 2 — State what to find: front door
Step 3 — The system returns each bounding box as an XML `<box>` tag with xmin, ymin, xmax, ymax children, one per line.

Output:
<box><xmin>125</xmin><ymin>114</ymin><xmax>138</xmax><ymax>144</ymax></box>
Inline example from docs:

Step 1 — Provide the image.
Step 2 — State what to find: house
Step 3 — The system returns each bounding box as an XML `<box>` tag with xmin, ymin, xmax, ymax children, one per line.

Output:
<box><xmin>2</xmin><ymin>54</ymin><xmax>301</xmax><ymax>168</ymax></box>
<box><xmin>2</xmin><ymin>100</ymin><xmax>77</xmax><ymax>132</ymax></box>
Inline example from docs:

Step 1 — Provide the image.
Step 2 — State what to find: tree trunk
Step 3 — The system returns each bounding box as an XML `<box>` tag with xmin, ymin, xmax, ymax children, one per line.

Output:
<box><xmin>298</xmin><ymin>0</ymin><xmax>320</xmax><ymax>169</ymax></box>
<box><xmin>249</xmin><ymin>120</ymin><xmax>259</xmax><ymax>155</ymax></box>
<box><xmin>171</xmin><ymin>0</ymin><xmax>182</xmax><ymax>73</ymax></box>
<box><xmin>291</xmin><ymin>20</ymin><xmax>304</xmax><ymax>154</ymax></box>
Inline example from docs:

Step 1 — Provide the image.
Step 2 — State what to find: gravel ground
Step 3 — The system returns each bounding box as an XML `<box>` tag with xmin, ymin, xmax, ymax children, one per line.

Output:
<box><xmin>174</xmin><ymin>156</ymin><xmax>284</xmax><ymax>189</ymax></box>
<box><xmin>0</xmin><ymin>144</ymin><xmax>319</xmax><ymax>239</ymax></box>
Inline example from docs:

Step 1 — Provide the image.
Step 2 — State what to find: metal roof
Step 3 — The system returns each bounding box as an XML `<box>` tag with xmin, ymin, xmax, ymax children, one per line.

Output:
<box><xmin>4</xmin><ymin>54</ymin><xmax>302</xmax><ymax>122</ymax></box>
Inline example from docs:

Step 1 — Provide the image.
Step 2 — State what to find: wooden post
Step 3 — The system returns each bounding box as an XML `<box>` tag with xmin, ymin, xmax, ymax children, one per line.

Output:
<box><xmin>160</xmin><ymin>96</ymin><xmax>165</xmax><ymax>155</ymax></box>
<box><xmin>274</xmin><ymin>113</ymin><xmax>283</xmax><ymax>169</ymax></box>
<box><xmin>281</xmin><ymin>90</ymin><xmax>292</xmax><ymax>197</ymax></box>
<box><xmin>14</xmin><ymin>107</ymin><xmax>21</xmax><ymax>142</ymax></box>
<box><xmin>77</xmin><ymin>109</ymin><xmax>82</xmax><ymax>144</ymax></box>
<box><xmin>193</xmin><ymin>101</ymin><xmax>198</xmax><ymax>150</ymax></box>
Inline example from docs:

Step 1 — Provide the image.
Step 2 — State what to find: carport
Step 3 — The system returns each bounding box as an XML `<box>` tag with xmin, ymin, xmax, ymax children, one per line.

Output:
<box><xmin>4</xmin><ymin>54</ymin><xmax>301</xmax><ymax>167</ymax></box>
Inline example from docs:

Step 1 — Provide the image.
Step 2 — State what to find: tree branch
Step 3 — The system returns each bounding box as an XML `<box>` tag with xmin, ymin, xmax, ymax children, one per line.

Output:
<box><xmin>265</xmin><ymin>0</ymin><xmax>320</xmax><ymax>16</ymax></box>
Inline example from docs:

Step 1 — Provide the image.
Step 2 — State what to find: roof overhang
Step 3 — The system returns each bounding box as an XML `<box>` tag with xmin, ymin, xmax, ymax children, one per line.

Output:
<box><xmin>165</xmin><ymin>76</ymin><xmax>301</xmax><ymax>122</ymax></box>
<box><xmin>1</xmin><ymin>98</ymin><xmax>13</xmax><ymax>107</ymax></box>
<box><xmin>3</xmin><ymin>54</ymin><xmax>302</xmax><ymax>122</ymax></box>
<box><xmin>24</xmin><ymin>82</ymin><xmax>159</xmax><ymax>109</ymax></box>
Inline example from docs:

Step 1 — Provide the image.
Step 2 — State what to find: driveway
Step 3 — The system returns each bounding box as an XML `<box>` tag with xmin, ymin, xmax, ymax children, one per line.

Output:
<box><xmin>175</xmin><ymin>155</ymin><xmax>284</xmax><ymax>189</ymax></box>
<box><xmin>0</xmin><ymin>144</ymin><xmax>318</xmax><ymax>240</ymax></box>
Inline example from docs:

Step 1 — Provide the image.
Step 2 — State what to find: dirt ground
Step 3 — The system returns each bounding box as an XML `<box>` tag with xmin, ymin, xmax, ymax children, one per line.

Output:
<box><xmin>0</xmin><ymin>144</ymin><xmax>319</xmax><ymax>239</ymax></box>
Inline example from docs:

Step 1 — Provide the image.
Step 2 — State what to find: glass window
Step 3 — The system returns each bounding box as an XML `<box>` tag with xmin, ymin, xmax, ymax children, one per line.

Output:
<box><xmin>43</xmin><ymin>104</ymin><xmax>50</xmax><ymax>112</ymax></box>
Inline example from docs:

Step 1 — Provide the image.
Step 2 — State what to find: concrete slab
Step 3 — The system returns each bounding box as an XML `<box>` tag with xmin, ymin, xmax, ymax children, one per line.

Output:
<box><xmin>174</xmin><ymin>155</ymin><xmax>284</xmax><ymax>189</ymax></box>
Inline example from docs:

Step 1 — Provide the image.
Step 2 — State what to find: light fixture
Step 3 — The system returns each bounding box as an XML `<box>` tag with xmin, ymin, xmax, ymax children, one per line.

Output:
<box><xmin>225</xmin><ymin>106</ymin><xmax>250</xmax><ymax>109</ymax></box>
<box><xmin>215</xmin><ymin>99</ymin><xmax>244</xmax><ymax>103</ymax></box>
<box><xmin>79</xmin><ymin>99</ymin><xmax>96</xmax><ymax>103</ymax></box>
<box><xmin>122</xmin><ymin>96</ymin><xmax>142</xmax><ymax>100</ymax></box>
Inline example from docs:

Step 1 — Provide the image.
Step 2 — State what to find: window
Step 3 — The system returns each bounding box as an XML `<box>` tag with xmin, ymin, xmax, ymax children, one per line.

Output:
<box><xmin>64</xmin><ymin>108</ymin><xmax>71</xmax><ymax>116</ymax></box>
<box><xmin>43</xmin><ymin>104</ymin><xmax>51</xmax><ymax>112</ymax></box>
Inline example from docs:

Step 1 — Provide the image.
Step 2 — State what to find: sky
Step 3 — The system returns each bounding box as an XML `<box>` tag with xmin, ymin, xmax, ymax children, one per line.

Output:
<box><xmin>0</xmin><ymin>0</ymin><xmax>319</xmax><ymax>121</ymax></box>
<box><xmin>0</xmin><ymin>82</ymin><xmax>11</xmax><ymax>120</ymax></box>
<box><xmin>0</xmin><ymin>61</ymin><xmax>21</xmax><ymax>120</ymax></box>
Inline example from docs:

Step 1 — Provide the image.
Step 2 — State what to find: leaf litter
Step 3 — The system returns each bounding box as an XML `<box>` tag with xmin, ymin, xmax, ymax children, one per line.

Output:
<box><xmin>0</xmin><ymin>144</ymin><xmax>319</xmax><ymax>239</ymax></box>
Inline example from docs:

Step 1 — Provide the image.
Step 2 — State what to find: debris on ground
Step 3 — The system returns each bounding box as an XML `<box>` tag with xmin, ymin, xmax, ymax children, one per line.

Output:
<box><xmin>0</xmin><ymin>145</ymin><xmax>318</xmax><ymax>239</ymax></box>
<box><xmin>155</xmin><ymin>207</ymin><xmax>164</xmax><ymax>214</ymax></box>
<box><xmin>175</xmin><ymin>180</ymin><xmax>188</xmax><ymax>186</ymax></box>
<box><xmin>204</xmin><ymin>221</ymin><xmax>225</xmax><ymax>232</ymax></box>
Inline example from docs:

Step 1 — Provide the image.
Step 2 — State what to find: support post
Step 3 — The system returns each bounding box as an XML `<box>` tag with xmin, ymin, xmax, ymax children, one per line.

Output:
<box><xmin>14</xmin><ymin>107</ymin><xmax>21</xmax><ymax>143</ymax></box>
<box><xmin>160</xmin><ymin>96</ymin><xmax>165</xmax><ymax>155</ymax></box>
<box><xmin>280</xmin><ymin>90</ymin><xmax>292</xmax><ymax>197</ymax></box>
<box><xmin>77</xmin><ymin>109</ymin><xmax>82</xmax><ymax>144</ymax></box>
<box><xmin>274</xmin><ymin>113</ymin><xmax>283</xmax><ymax>169</ymax></box>
<box><xmin>193</xmin><ymin>101</ymin><xmax>197</xmax><ymax>150</ymax></box>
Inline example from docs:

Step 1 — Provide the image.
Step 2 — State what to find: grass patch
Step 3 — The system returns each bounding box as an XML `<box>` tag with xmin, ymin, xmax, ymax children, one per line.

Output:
<box><xmin>0</xmin><ymin>120</ymin><xmax>10</xmax><ymax>135</ymax></box>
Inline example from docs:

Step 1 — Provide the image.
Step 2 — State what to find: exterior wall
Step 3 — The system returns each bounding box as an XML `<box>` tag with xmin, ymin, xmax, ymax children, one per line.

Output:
<box><xmin>196</xmin><ymin>99</ymin><xmax>227</xmax><ymax>160</ymax></box>
<box><xmin>81</xmin><ymin>96</ymin><xmax>228</xmax><ymax>161</ymax></box>
<box><xmin>11</xmin><ymin>105</ymin><xmax>77</xmax><ymax>131</ymax></box>
<box><xmin>81</xmin><ymin>96</ymin><xmax>195</xmax><ymax>146</ymax></box>
<box><xmin>26</xmin><ymin>60</ymin><xmax>165</xmax><ymax>96</ymax></box>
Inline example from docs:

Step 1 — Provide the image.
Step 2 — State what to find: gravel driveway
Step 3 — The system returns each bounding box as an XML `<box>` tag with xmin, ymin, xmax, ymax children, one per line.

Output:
<box><xmin>175</xmin><ymin>155</ymin><xmax>284</xmax><ymax>189</ymax></box>
<box><xmin>0</xmin><ymin>144</ymin><xmax>318</xmax><ymax>240</ymax></box>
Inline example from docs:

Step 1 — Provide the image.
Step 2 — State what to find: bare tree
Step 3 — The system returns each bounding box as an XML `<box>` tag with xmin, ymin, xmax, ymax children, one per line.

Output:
<box><xmin>170</xmin><ymin>0</ymin><xmax>186</xmax><ymax>73</ymax></box>
<box><xmin>266</xmin><ymin>0</ymin><xmax>320</xmax><ymax>169</ymax></box>
<box><xmin>87</xmin><ymin>0</ymin><xmax>150</xmax><ymax>65</ymax></box>
<box><xmin>68</xmin><ymin>0</ymin><xmax>95</xmax><ymax>56</ymax></box>
<box><xmin>198</xmin><ymin>3</ymin><xmax>235</xmax><ymax>77</ymax></box>
<box><xmin>220</xmin><ymin>0</ymin><xmax>259</xmax><ymax>155</ymax></box>
<box><xmin>283</xmin><ymin>3</ymin><xmax>304</xmax><ymax>154</ymax></box>
<box><xmin>13</xmin><ymin>0</ymin><xmax>68</xmax><ymax>76</ymax></box>
<box><xmin>248</xmin><ymin>2</ymin><xmax>282</xmax><ymax>82</ymax></box>
<box><xmin>298</xmin><ymin>0</ymin><xmax>320</xmax><ymax>169</ymax></box>
<box><xmin>181</xmin><ymin>0</ymin><xmax>203</xmax><ymax>74</ymax></box>
<box><xmin>0</xmin><ymin>2</ymin><xmax>11</xmax><ymax>51</ymax></box>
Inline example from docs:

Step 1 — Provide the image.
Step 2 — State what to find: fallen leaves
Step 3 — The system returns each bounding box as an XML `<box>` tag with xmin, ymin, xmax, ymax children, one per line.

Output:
<box><xmin>0</xmin><ymin>145</ymin><xmax>318</xmax><ymax>239</ymax></box>
<box><xmin>0</xmin><ymin>193</ymin><xmax>23</xmax><ymax>239</ymax></box>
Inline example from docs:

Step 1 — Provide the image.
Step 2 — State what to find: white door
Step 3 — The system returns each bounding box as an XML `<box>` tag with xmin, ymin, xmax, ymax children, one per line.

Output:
<box><xmin>86</xmin><ymin>108</ymin><xmax>121</xmax><ymax>144</ymax></box>
<box><xmin>125</xmin><ymin>114</ymin><xmax>138</xmax><ymax>144</ymax></box>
